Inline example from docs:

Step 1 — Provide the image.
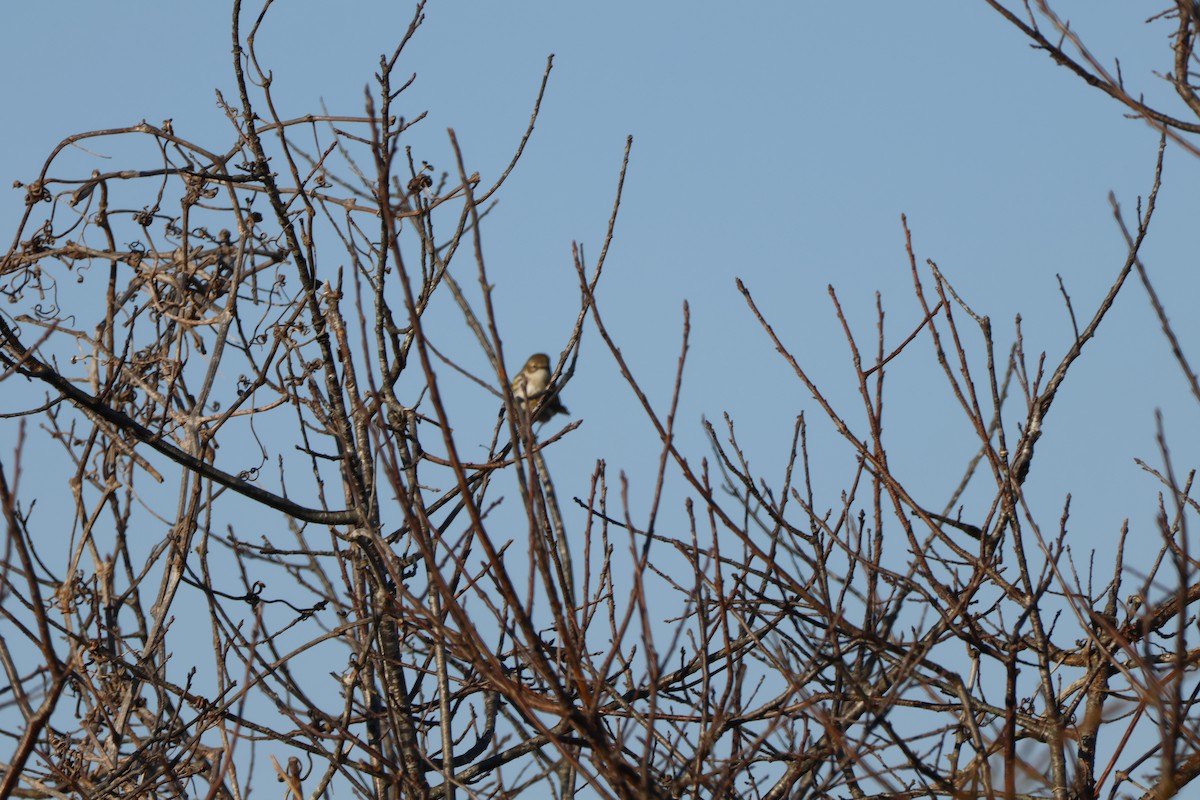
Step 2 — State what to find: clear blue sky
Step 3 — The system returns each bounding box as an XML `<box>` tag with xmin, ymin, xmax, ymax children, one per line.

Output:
<box><xmin>2</xmin><ymin>0</ymin><xmax>1194</xmax><ymax>635</ymax></box>
<box><xmin>2</xmin><ymin>0</ymin><xmax>1196</xmax><ymax>611</ymax></box>
<box><xmin>1</xmin><ymin>0</ymin><xmax>1197</xmax><ymax>787</ymax></box>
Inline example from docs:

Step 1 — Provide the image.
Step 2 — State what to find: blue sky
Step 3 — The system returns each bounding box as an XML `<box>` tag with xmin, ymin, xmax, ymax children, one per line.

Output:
<box><xmin>2</xmin><ymin>0</ymin><xmax>1194</xmax><ymax>643</ymax></box>
<box><xmin>1</xmin><ymin>0</ymin><xmax>1197</xmax><ymax>791</ymax></box>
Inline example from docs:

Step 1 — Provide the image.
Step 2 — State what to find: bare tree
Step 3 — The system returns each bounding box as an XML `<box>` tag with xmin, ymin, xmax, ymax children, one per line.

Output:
<box><xmin>1</xmin><ymin>3</ymin><xmax>1199</xmax><ymax>800</ymax></box>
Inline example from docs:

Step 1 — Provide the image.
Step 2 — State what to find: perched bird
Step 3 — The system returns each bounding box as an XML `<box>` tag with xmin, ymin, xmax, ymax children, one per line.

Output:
<box><xmin>511</xmin><ymin>353</ymin><xmax>569</xmax><ymax>422</ymax></box>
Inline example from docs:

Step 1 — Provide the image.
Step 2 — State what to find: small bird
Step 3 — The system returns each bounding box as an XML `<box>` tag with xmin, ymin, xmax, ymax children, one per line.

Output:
<box><xmin>511</xmin><ymin>353</ymin><xmax>569</xmax><ymax>422</ymax></box>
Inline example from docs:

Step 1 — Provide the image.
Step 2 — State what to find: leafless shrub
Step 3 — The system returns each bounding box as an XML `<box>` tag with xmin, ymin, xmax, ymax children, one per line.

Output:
<box><xmin>1</xmin><ymin>3</ymin><xmax>1199</xmax><ymax>800</ymax></box>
